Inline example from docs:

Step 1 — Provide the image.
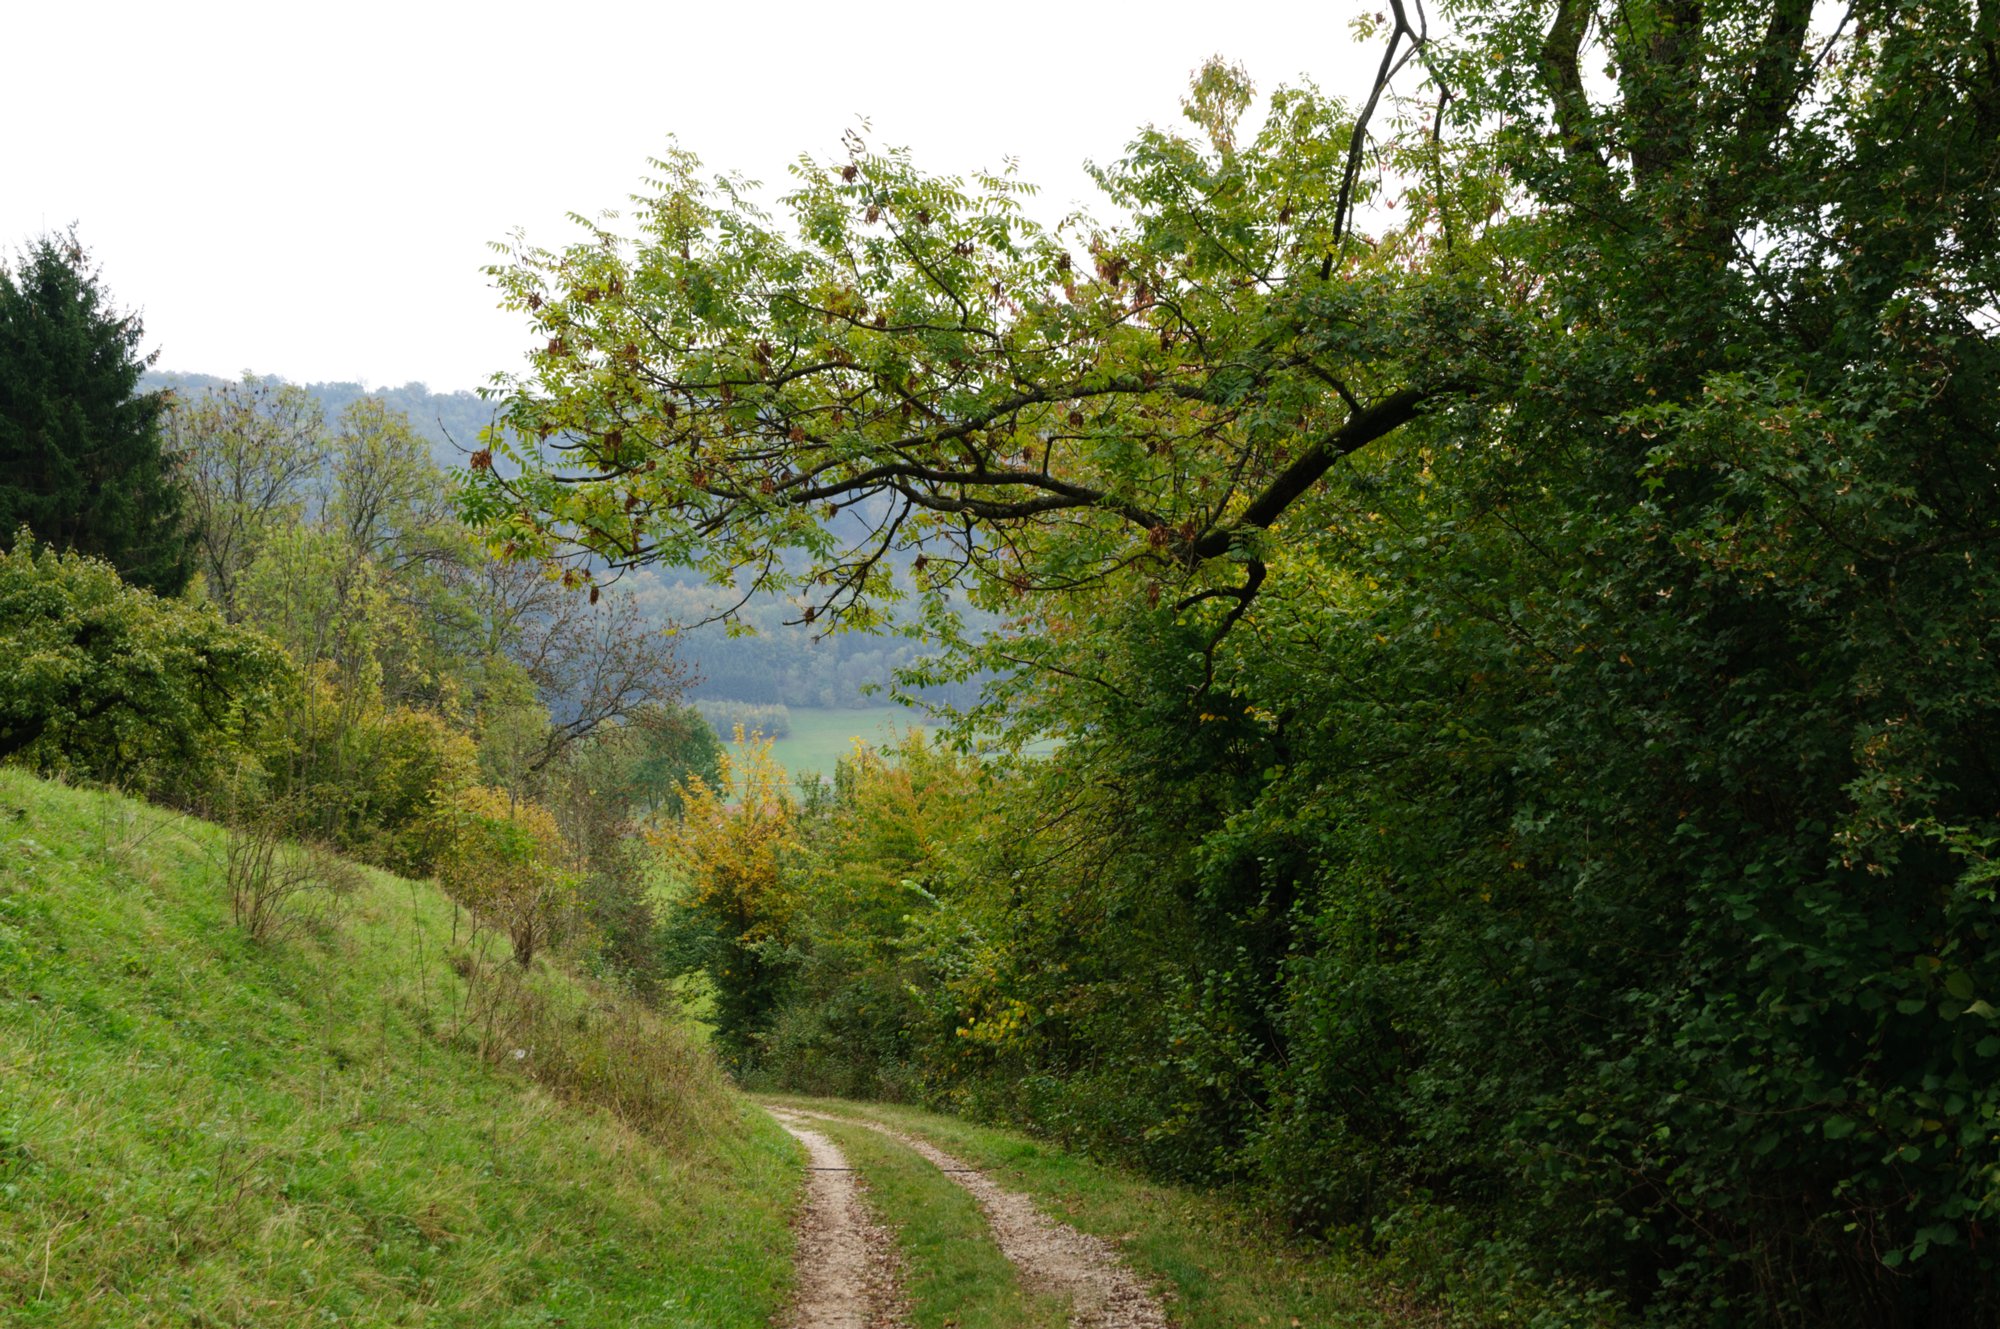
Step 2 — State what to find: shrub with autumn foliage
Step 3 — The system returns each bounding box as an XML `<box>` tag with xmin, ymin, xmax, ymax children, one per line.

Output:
<box><xmin>760</xmin><ymin>732</ymin><xmax>988</xmax><ymax>1100</ymax></box>
<box><xmin>431</xmin><ymin>784</ymin><xmax>579</xmax><ymax>967</ymax></box>
<box><xmin>254</xmin><ymin>670</ymin><xmax>478</xmax><ymax>875</ymax></box>
<box><xmin>648</xmin><ymin>732</ymin><xmax>798</xmax><ymax>1068</ymax></box>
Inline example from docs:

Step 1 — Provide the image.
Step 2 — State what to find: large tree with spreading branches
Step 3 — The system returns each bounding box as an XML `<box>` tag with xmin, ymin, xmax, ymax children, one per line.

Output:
<box><xmin>470</xmin><ymin>2</ymin><xmax>2000</xmax><ymax>1319</ymax></box>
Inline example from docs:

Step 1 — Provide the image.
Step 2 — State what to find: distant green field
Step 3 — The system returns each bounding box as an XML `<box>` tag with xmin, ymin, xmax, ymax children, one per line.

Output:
<box><xmin>763</xmin><ymin>705</ymin><xmax>937</xmax><ymax>786</ymax></box>
<box><xmin>727</xmin><ymin>705</ymin><xmax>1056</xmax><ymax>793</ymax></box>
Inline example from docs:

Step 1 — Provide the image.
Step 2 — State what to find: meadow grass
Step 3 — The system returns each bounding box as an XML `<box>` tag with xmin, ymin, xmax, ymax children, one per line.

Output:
<box><xmin>755</xmin><ymin>707</ymin><xmax>1055</xmax><ymax>791</ymax></box>
<box><xmin>0</xmin><ymin>769</ymin><xmax>801</xmax><ymax>1327</ymax></box>
<box><xmin>763</xmin><ymin>707</ymin><xmax>933</xmax><ymax>788</ymax></box>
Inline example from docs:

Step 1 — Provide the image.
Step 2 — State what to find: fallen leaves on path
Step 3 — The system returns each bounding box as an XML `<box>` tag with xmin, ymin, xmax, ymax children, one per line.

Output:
<box><xmin>768</xmin><ymin>1109</ymin><xmax>910</xmax><ymax>1329</ymax></box>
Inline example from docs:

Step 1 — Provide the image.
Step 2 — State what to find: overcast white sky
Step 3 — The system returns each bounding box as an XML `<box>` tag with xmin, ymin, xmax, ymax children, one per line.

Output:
<box><xmin>4</xmin><ymin>1</ymin><xmax>1387</xmax><ymax>392</ymax></box>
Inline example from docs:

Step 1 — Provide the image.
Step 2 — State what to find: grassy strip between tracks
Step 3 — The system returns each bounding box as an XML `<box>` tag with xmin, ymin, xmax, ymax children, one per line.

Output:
<box><xmin>765</xmin><ymin>1095</ymin><xmax>1484</xmax><ymax>1329</ymax></box>
<box><xmin>804</xmin><ymin>1111</ymin><xmax>1067</xmax><ymax>1329</ymax></box>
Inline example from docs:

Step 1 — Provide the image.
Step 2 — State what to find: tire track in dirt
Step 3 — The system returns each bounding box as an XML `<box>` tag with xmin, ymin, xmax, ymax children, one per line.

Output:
<box><xmin>780</xmin><ymin>1107</ymin><xmax>1173</xmax><ymax>1329</ymax></box>
<box><xmin>768</xmin><ymin>1109</ymin><xmax>910</xmax><ymax>1329</ymax></box>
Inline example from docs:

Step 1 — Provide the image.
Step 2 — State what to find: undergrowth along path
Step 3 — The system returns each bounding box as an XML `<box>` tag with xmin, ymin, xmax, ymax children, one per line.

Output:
<box><xmin>775</xmin><ymin>1105</ymin><xmax>1173</xmax><ymax>1329</ymax></box>
<box><xmin>768</xmin><ymin>1109</ymin><xmax>910</xmax><ymax>1329</ymax></box>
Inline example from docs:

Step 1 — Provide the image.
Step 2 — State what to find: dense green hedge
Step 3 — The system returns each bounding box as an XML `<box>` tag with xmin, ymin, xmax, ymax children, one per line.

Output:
<box><xmin>0</xmin><ymin>531</ymin><xmax>288</xmax><ymax>796</ymax></box>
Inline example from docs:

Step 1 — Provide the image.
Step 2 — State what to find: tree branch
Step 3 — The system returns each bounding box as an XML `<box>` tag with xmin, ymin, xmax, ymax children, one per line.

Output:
<box><xmin>1538</xmin><ymin>0</ymin><xmax>1604</xmax><ymax>170</ymax></box>
<box><xmin>1188</xmin><ymin>386</ymin><xmax>1436</xmax><ymax>561</ymax></box>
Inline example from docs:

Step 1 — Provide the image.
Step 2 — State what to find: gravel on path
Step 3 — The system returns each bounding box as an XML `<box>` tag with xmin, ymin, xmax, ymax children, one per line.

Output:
<box><xmin>767</xmin><ymin>1109</ymin><xmax>910</xmax><ymax>1329</ymax></box>
<box><xmin>781</xmin><ymin>1106</ymin><xmax>1174</xmax><ymax>1329</ymax></box>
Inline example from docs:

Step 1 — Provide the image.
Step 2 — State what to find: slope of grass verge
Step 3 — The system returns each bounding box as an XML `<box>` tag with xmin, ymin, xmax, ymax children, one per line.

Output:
<box><xmin>0</xmin><ymin>769</ymin><xmax>798</xmax><ymax>1327</ymax></box>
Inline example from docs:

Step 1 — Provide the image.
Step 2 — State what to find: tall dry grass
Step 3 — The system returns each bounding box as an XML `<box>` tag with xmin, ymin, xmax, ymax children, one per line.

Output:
<box><xmin>448</xmin><ymin>938</ymin><xmax>728</xmax><ymax>1144</ymax></box>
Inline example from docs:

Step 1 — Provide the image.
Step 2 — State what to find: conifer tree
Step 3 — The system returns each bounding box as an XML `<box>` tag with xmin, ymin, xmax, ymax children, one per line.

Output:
<box><xmin>0</xmin><ymin>231</ymin><xmax>192</xmax><ymax>594</ymax></box>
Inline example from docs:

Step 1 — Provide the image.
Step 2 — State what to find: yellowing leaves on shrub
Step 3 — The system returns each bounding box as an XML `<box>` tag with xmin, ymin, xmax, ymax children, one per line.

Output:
<box><xmin>431</xmin><ymin>783</ymin><xmax>577</xmax><ymax>967</ymax></box>
<box><xmin>649</xmin><ymin>729</ymin><xmax>798</xmax><ymax>945</ymax></box>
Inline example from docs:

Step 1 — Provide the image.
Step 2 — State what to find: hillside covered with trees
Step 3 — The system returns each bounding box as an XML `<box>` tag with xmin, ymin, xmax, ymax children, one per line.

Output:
<box><xmin>144</xmin><ymin>370</ymin><xmax>985</xmax><ymax>711</ymax></box>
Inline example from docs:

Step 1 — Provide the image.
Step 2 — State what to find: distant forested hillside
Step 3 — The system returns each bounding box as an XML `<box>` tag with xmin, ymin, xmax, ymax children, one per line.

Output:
<box><xmin>145</xmin><ymin>370</ymin><xmax>494</xmax><ymax>468</ymax></box>
<box><xmin>626</xmin><ymin>568</ymin><xmax>986</xmax><ymax>708</ymax></box>
<box><xmin>142</xmin><ymin>371</ymin><xmax>982</xmax><ymax>709</ymax></box>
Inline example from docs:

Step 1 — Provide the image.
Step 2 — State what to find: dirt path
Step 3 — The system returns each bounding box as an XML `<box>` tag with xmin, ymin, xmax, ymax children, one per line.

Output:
<box><xmin>779</xmin><ymin>1106</ymin><xmax>1173</xmax><ymax>1329</ymax></box>
<box><xmin>767</xmin><ymin>1109</ymin><xmax>909</xmax><ymax>1329</ymax></box>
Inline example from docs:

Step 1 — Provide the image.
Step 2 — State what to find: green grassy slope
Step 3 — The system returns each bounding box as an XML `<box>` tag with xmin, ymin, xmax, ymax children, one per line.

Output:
<box><xmin>0</xmin><ymin>770</ymin><xmax>799</xmax><ymax>1327</ymax></box>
